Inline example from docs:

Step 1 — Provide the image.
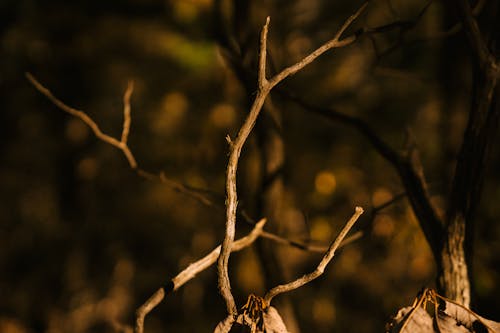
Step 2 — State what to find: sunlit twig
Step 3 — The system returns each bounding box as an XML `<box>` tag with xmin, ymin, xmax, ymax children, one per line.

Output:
<box><xmin>217</xmin><ymin>2</ymin><xmax>368</xmax><ymax>317</ymax></box>
<box><xmin>264</xmin><ymin>207</ymin><xmax>363</xmax><ymax>304</ymax></box>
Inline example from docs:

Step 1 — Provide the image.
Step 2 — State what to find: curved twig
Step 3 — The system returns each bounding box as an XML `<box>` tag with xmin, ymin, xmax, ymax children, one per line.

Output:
<box><xmin>264</xmin><ymin>207</ymin><xmax>364</xmax><ymax>304</ymax></box>
<box><xmin>217</xmin><ymin>3</ymin><xmax>368</xmax><ymax>316</ymax></box>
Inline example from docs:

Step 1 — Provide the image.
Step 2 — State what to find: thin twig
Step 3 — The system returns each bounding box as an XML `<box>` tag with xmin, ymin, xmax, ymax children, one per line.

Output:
<box><xmin>135</xmin><ymin>219</ymin><xmax>267</xmax><ymax>333</ymax></box>
<box><xmin>218</xmin><ymin>15</ymin><xmax>272</xmax><ymax>317</ymax></box>
<box><xmin>25</xmin><ymin>72</ymin><xmax>224</xmax><ymax>207</ymax></box>
<box><xmin>121</xmin><ymin>80</ymin><xmax>134</xmax><ymax>145</ymax></box>
<box><xmin>267</xmin><ymin>3</ymin><xmax>368</xmax><ymax>90</ymax></box>
<box><xmin>264</xmin><ymin>207</ymin><xmax>364</xmax><ymax>304</ymax></box>
<box><xmin>25</xmin><ymin>72</ymin><xmax>366</xmax><ymax>260</ymax></box>
<box><xmin>217</xmin><ymin>3</ymin><xmax>367</xmax><ymax>316</ymax></box>
<box><xmin>260</xmin><ymin>230</ymin><xmax>363</xmax><ymax>253</ymax></box>
<box><xmin>452</xmin><ymin>0</ymin><xmax>491</xmax><ymax>66</ymax></box>
<box><xmin>135</xmin><ymin>288</ymin><xmax>165</xmax><ymax>333</ymax></box>
<box><xmin>26</xmin><ymin>73</ymin><xmax>123</xmax><ymax>149</ymax></box>
<box><xmin>280</xmin><ymin>90</ymin><xmax>444</xmax><ymax>261</ymax></box>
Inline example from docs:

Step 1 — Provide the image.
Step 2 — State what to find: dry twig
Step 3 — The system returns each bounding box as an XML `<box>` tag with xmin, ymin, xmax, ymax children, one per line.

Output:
<box><xmin>217</xmin><ymin>3</ymin><xmax>368</xmax><ymax>317</ymax></box>
<box><xmin>264</xmin><ymin>207</ymin><xmax>364</xmax><ymax>304</ymax></box>
<box><xmin>25</xmin><ymin>72</ymin><xmax>223</xmax><ymax>209</ymax></box>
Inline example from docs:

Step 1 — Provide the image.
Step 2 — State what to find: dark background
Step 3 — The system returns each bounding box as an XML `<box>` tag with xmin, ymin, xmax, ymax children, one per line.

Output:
<box><xmin>1</xmin><ymin>0</ymin><xmax>499</xmax><ymax>332</ymax></box>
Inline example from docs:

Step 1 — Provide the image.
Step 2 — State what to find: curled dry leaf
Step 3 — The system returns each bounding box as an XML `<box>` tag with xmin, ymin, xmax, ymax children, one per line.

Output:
<box><xmin>386</xmin><ymin>289</ymin><xmax>500</xmax><ymax>333</ymax></box>
<box><xmin>213</xmin><ymin>315</ymin><xmax>234</xmax><ymax>333</ymax></box>
<box><xmin>262</xmin><ymin>306</ymin><xmax>288</xmax><ymax>333</ymax></box>
<box><xmin>213</xmin><ymin>295</ymin><xmax>289</xmax><ymax>333</ymax></box>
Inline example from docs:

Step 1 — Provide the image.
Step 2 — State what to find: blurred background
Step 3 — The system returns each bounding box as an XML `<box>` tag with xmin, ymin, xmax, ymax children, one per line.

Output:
<box><xmin>1</xmin><ymin>0</ymin><xmax>499</xmax><ymax>332</ymax></box>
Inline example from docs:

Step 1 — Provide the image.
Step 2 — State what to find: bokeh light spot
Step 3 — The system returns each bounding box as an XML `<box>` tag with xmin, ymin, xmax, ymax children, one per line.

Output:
<box><xmin>77</xmin><ymin>157</ymin><xmax>99</xmax><ymax>180</ymax></box>
<box><xmin>312</xmin><ymin>297</ymin><xmax>336</xmax><ymax>324</ymax></box>
<box><xmin>371</xmin><ymin>187</ymin><xmax>393</xmax><ymax>207</ymax></box>
<box><xmin>65</xmin><ymin>118</ymin><xmax>89</xmax><ymax>144</ymax></box>
<box><xmin>152</xmin><ymin>92</ymin><xmax>188</xmax><ymax>134</ymax></box>
<box><xmin>209</xmin><ymin>103</ymin><xmax>236</xmax><ymax>129</ymax></box>
<box><xmin>372</xmin><ymin>215</ymin><xmax>395</xmax><ymax>238</ymax></box>
<box><xmin>310</xmin><ymin>217</ymin><xmax>332</xmax><ymax>242</ymax></box>
<box><xmin>315</xmin><ymin>170</ymin><xmax>337</xmax><ymax>195</ymax></box>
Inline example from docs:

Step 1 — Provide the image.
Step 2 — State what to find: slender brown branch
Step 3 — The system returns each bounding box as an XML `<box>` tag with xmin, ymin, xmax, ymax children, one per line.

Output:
<box><xmin>264</xmin><ymin>207</ymin><xmax>364</xmax><ymax>304</ymax></box>
<box><xmin>451</xmin><ymin>0</ymin><xmax>491</xmax><ymax>66</ymax></box>
<box><xmin>217</xmin><ymin>3</ymin><xmax>367</xmax><ymax>316</ymax></box>
<box><xmin>281</xmin><ymin>91</ymin><xmax>444</xmax><ymax>260</ymax></box>
<box><xmin>135</xmin><ymin>288</ymin><xmax>165</xmax><ymax>333</ymax></box>
<box><xmin>135</xmin><ymin>219</ymin><xmax>266</xmax><ymax>333</ymax></box>
<box><xmin>218</xmin><ymin>15</ymin><xmax>272</xmax><ymax>317</ymax></box>
<box><xmin>26</xmin><ymin>73</ymin><xmax>123</xmax><ymax>149</ymax></box>
<box><xmin>121</xmin><ymin>80</ymin><xmax>134</xmax><ymax>145</ymax></box>
<box><xmin>261</xmin><ymin>230</ymin><xmax>363</xmax><ymax>253</ymax></box>
<box><xmin>26</xmin><ymin>72</ymin><xmax>365</xmax><ymax>260</ymax></box>
<box><xmin>267</xmin><ymin>3</ymin><xmax>368</xmax><ymax>90</ymax></box>
<box><xmin>25</xmin><ymin>72</ymin><xmax>224</xmax><ymax>208</ymax></box>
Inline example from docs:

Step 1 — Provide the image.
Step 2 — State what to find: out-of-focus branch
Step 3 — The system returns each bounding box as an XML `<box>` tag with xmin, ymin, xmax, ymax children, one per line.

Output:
<box><xmin>121</xmin><ymin>81</ymin><xmax>133</xmax><ymax>145</ymax></box>
<box><xmin>264</xmin><ymin>207</ymin><xmax>364</xmax><ymax>304</ymax></box>
<box><xmin>280</xmin><ymin>91</ymin><xmax>444</xmax><ymax>259</ymax></box>
<box><xmin>438</xmin><ymin>0</ymin><xmax>499</xmax><ymax>306</ymax></box>
<box><xmin>26</xmin><ymin>72</ymin><xmax>137</xmax><ymax>168</ymax></box>
<box><xmin>217</xmin><ymin>3</ymin><xmax>368</xmax><ymax>317</ymax></box>
<box><xmin>451</xmin><ymin>0</ymin><xmax>492</xmax><ymax>66</ymax></box>
<box><xmin>261</xmin><ymin>230</ymin><xmax>362</xmax><ymax>253</ymax></box>
<box><xmin>135</xmin><ymin>218</ymin><xmax>267</xmax><ymax>333</ymax></box>
<box><xmin>25</xmin><ymin>72</ymin><xmax>220</xmax><ymax>209</ymax></box>
<box><xmin>267</xmin><ymin>3</ymin><xmax>368</xmax><ymax>90</ymax></box>
<box><xmin>363</xmin><ymin>0</ymin><xmax>488</xmax><ymax>61</ymax></box>
<box><xmin>218</xmin><ymin>15</ymin><xmax>272</xmax><ymax>317</ymax></box>
<box><xmin>25</xmin><ymin>72</ymin><xmax>364</xmax><ymax>258</ymax></box>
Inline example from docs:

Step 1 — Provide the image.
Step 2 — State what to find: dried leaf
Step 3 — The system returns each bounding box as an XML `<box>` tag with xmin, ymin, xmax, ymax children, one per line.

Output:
<box><xmin>441</xmin><ymin>298</ymin><xmax>500</xmax><ymax>333</ymax></box>
<box><xmin>214</xmin><ymin>315</ymin><xmax>234</xmax><ymax>333</ymax></box>
<box><xmin>262</xmin><ymin>306</ymin><xmax>289</xmax><ymax>333</ymax></box>
<box><xmin>387</xmin><ymin>306</ymin><xmax>433</xmax><ymax>333</ymax></box>
<box><xmin>387</xmin><ymin>289</ymin><xmax>500</xmax><ymax>333</ymax></box>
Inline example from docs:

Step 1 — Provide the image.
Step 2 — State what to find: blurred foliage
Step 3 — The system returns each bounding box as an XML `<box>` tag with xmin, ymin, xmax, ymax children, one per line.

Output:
<box><xmin>1</xmin><ymin>0</ymin><xmax>499</xmax><ymax>332</ymax></box>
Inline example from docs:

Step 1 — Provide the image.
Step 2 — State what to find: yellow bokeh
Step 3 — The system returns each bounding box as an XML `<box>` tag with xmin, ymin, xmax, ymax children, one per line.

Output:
<box><xmin>310</xmin><ymin>217</ymin><xmax>332</xmax><ymax>242</ymax></box>
<box><xmin>235</xmin><ymin>251</ymin><xmax>265</xmax><ymax>294</ymax></box>
<box><xmin>77</xmin><ymin>157</ymin><xmax>99</xmax><ymax>180</ymax></box>
<box><xmin>372</xmin><ymin>215</ymin><xmax>395</xmax><ymax>238</ymax></box>
<box><xmin>312</xmin><ymin>297</ymin><xmax>336</xmax><ymax>324</ymax></box>
<box><xmin>151</xmin><ymin>91</ymin><xmax>188</xmax><ymax>134</ymax></box>
<box><xmin>65</xmin><ymin>118</ymin><xmax>89</xmax><ymax>144</ymax></box>
<box><xmin>315</xmin><ymin>170</ymin><xmax>337</xmax><ymax>195</ymax></box>
<box><xmin>371</xmin><ymin>187</ymin><xmax>393</xmax><ymax>207</ymax></box>
<box><xmin>209</xmin><ymin>103</ymin><xmax>236</xmax><ymax>129</ymax></box>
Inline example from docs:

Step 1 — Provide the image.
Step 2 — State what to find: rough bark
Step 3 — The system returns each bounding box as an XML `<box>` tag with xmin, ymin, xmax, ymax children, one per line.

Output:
<box><xmin>439</xmin><ymin>0</ymin><xmax>500</xmax><ymax>307</ymax></box>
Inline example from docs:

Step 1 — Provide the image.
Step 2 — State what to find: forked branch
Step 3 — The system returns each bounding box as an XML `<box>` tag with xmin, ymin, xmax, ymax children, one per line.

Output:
<box><xmin>217</xmin><ymin>3</ymin><xmax>368</xmax><ymax>316</ymax></box>
<box><xmin>264</xmin><ymin>207</ymin><xmax>364</xmax><ymax>304</ymax></box>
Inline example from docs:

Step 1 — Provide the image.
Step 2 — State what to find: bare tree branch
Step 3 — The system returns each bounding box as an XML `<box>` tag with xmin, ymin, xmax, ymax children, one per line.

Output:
<box><xmin>25</xmin><ymin>71</ymin><xmax>363</xmax><ymax>264</ymax></box>
<box><xmin>264</xmin><ymin>207</ymin><xmax>364</xmax><ymax>304</ymax></box>
<box><xmin>261</xmin><ymin>230</ymin><xmax>363</xmax><ymax>254</ymax></box>
<box><xmin>279</xmin><ymin>91</ymin><xmax>444</xmax><ymax>260</ymax></box>
<box><xmin>25</xmin><ymin>72</ymin><xmax>137</xmax><ymax>167</ymax></box>
<box><xmin>267</xmin><ymin>3</ymin><xmax>368</xmax><ymax>90</ymax></box>
<box><xmin>218</xmin><ymin>15</ymin><xmax>271</xmax><ymax>317</ymax></box>
<box><xmin>121</xmin><ymin>80</ymin><xmax>133</xmax><ymax>145</ymax></box>
<box><xmin>25</xmin><ymin>72</ymin><xmax>223</xmax><ymax>209</ymax></box>
<box><xmin>217</xmin><ymin>3</ymin><xmax>368</xmax><ymax>316</ymax></box>
<box><xmin>451</xmin><ymin>0</ymin><xmax>492</xmax><ymax>66</ymax></box>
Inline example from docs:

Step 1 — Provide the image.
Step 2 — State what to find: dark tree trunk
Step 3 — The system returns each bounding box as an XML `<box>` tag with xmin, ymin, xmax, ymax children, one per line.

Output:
<box><xmin>437</xmin><ymin>0</ymin><xmax>500</xmax><ymax>307</ymax></box>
